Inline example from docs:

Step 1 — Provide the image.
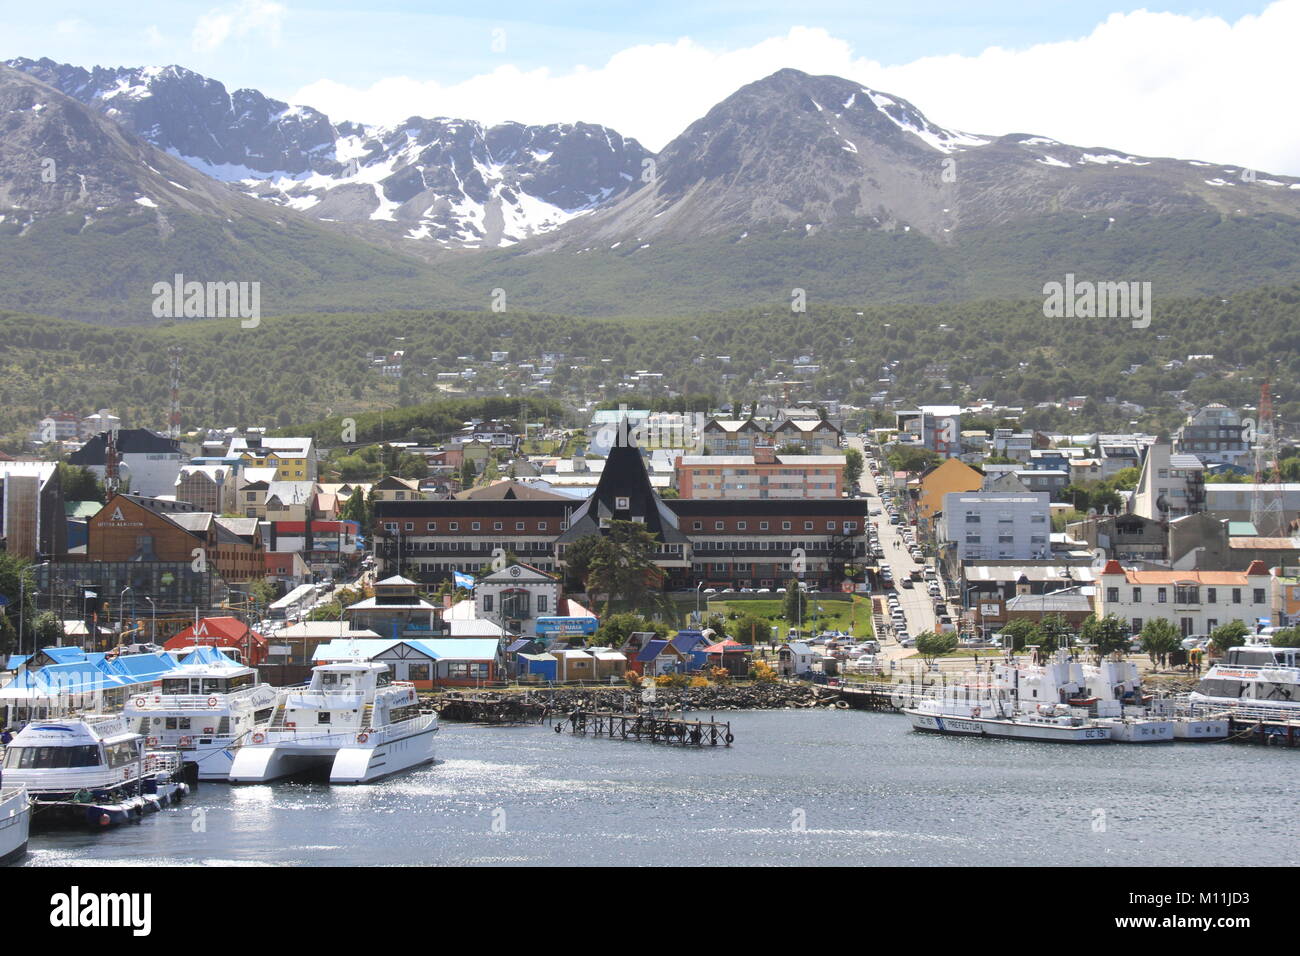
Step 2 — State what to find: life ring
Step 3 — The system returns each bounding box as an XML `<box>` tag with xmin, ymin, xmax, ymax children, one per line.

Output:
<box><xmin>207</xmin><ymin>696</ymin><xmax>218</xmax><ymax>708</ymax></box>
<box><xmin>146</xmin><ymin>736</ymin><xmax>159</xmax><ymax>746</ymax></box>
<box><xmin>285</xmin><ymin>721</ymin><xmax>296</xmax><ymax>729</ymax></box>
<box><xmin>724</xmin><ymin>733</ymin><xmax>734</xmax><ymax>744</ymax></box>
<box><xmin>971</xmin><ymin>706</ymin><xmax>981</xmax><ymax>718</ymax></box>
<box><xmin>134</xmin><ymin>697</ymin><xmax>146</xmax><ymax>707</ymax></box>
<box><xmin>203</xmin><ymin>727</ymin><xmax>215</xmax><ymax>734</ymax></box>
<box><xmin>179</xmin><ymin>736</ymin><xmax>192</xmax><ymax>746</ymax></box>
<box><xmin>251</xmin><ymin>732</ymin><xmax>266</xmax><ymax>744</ymax></box>
<box><xmin>555</xmin><ymin>724</ymin><xmax>563</xmax><ymax>733</ymax></box>
<box><xmin>356</xmin><ymin>732</ymin><xmax>369</xmax><ymax>744</ymax></box>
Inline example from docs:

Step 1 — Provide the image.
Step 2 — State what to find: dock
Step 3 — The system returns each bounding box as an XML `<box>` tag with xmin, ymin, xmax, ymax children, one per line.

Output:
<box><xmin>827</xmin><ymin>682</ymin><xmax>905</xmax><ymax>712</ymax></box>
<box><xmin>559</xmin><ymin>710</ymin><xmax>733</xmax><ymax>746</ymax></box>
<box><xmin>435</xmin><ymin>694</ymin><xmax>548</xmax><ymax>724</ymax></box>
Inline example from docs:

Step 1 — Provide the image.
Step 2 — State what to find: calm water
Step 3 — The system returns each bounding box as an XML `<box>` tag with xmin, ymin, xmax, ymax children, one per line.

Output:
<box><xmin>21</xmin><ymin>711</ymin><xmax>1299</xmax><ymax>867</ymax></box>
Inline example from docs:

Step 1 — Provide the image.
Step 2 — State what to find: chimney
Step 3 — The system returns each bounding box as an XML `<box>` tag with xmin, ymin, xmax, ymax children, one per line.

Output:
<box><xmin>754</xmin><ymin>442</ymin><xmax>776</xmax><ymax>464</ymax></box>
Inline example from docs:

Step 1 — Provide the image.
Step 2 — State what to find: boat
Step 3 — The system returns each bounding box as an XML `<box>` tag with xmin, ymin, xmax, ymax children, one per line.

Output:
<box><xmin>0</xmin><ymin>783</ymin><xmax>31</xmax><ymax>865</ymax></box>
<box><xmin>904</xmin><ymin>695</ymin><xmax>1112</xmax><ymax>743</ymax></box>
<box><xmin>1189</xmin><ymin>645</ymin><xmax>1300</xmax><ymax>718</ymax></box>
<box><xmin>1077</xmin><ymin>656</ymin><xmax>1174</xmax><ymax>743</ymax></box>
<box><xmin>227</xmin><ymin>661</ymin><xmax>436</xmax><ymax>784</ymax></box>
<box><xmin>904</xmin><ymin>649</ymin><xmax>1114</xmax><ymax>743</ymax></box>
<box><xmin>122</xmin><ymin>646</ymin><xmax>278</xmax><ymax>780</ymax></box>
<box><xmin>1</xmin><ymin>716</ymin><xmax>190</xmax><ymax>828</ymax></box>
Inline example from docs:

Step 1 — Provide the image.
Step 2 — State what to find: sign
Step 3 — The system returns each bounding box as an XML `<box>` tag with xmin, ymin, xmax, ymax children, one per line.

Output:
<box><xmin>269</xmin><ymin>645</ymin><xmax>290</xmax><ymax>657</ymax></box>
<box><xmin>841</xmin><ymin>579</ymin><xmax>855</xmax><ymax>593</ymax></box>
<box><xmin>535</xmin><ymin>616</ymin><xmax>598</xmax><ymax>636</ymax></box>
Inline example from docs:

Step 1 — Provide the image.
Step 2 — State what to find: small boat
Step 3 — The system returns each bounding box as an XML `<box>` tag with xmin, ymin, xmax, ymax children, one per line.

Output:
<box><xmin>228</xmin><ymin>661</ymin><xmax>436</xmax><ymax>785</ymax></box>
<box><xmin>122</xmin><ymin>646</ymin><xmax>278</xmax><ymax>780</ymax></box>
<box><xmin>0</xmin><ymin>783</ymin><xmax>31</xmax><ymax>865</ymax></box>
<box><xmin>1</xmin><ymin>716</ymin><xmax>189</xmax><ymax>829</ymax></box>
<box><xmin>1078</xmin><ymin>657</ymin><xmax>1173</xmax><ymax>743</ymax></box>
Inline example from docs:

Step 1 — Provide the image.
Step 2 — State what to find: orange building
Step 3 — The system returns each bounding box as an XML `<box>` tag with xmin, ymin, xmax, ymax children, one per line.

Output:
<box><xmin>675</xmin><ymin>444</ymin><xmax>845</xmax><ymax>499</ymax></box>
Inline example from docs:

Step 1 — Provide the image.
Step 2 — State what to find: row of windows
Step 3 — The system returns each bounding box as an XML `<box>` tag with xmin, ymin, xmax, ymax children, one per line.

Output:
<box><xmin>386</xmin><ymin>520</ymin><xmax>561</xmax><ymax>533</ymax></box>
<box><xmin>689</xmin><ymin>520</ymin><xmax>857</xmax><ymax>532</ymax></box>
<box><xmin>965</xmin><ymin>534</ymin><xmax>1048</xmax><ymax>545</ymax></box>
<box><xmin>1107</xmin><ymin>586</ymin><xmax>1262</xmax><ymax>605</ymax></box>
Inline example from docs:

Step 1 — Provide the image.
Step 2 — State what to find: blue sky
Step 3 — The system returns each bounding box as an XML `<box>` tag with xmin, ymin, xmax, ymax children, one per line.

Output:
<box><xmin>5</xmin><ymin>2</ymin><xmax>1300</xmax><ymax>172</ymax></box>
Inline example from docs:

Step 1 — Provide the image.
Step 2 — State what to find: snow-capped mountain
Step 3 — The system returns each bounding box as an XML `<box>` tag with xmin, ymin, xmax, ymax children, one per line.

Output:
<box><xmin>7</xmin><ymin>57</ymin><xmax>651</xmax><ymax>248</ymax></box>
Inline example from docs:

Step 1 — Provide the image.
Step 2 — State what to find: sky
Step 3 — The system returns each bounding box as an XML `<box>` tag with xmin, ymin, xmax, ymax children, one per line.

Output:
<box><xmin>5</xmin><ymin>1</ymin><xmax>1300</xmax><ymax>173</ymax></box>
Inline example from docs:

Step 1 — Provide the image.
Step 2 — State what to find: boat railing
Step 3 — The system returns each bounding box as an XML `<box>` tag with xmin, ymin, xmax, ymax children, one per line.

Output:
<box><xmin>126</xmin><ymin>693</ymin><xmax>240</xmax><ymax>711</ymax></box>
<box><xmin>1188</xmin><ymin>701</ymin><xmax>1300</xmax><ymax>723</ymax></box>
<box><xmin>143</xmin><ymin>751</ymin><xmax>185</xmax><ymax>773</ymax></box>
<box><xmin>244</xmin><ymin>711</ymin><xmax>434</xmax><ymax>747</ymax></box>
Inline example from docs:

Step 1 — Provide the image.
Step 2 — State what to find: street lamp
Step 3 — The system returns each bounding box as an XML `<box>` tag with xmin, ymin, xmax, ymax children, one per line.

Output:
<box><xmin>696</xmin><ymin>581</ymin><xmax>705</xmax><ymax>622</ymax></box>
<box><xmin>119</xmin><ymin>586</ymin><xmax>132</xmax><ymax>644</ymax></box>
<box><xmin>145</xmin><ymin>596</ymin><xmax>157</xmax><ymax>644</ymax></box>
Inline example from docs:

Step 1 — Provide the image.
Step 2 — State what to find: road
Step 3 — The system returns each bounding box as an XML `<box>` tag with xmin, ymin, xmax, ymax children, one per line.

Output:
<box><xmin>848</xmin><ymin>435</ymin><xmax>938</xmax><ymax>660</ymax></box>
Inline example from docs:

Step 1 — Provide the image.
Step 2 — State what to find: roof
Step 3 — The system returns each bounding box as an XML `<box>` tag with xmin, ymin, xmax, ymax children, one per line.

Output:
<box><xmin>1005</xmin><ymin>589</ymin><xmax>1094</xmax><ymax>613</ymax></box>
<box><xmin>1228</xmin><ymin>536</ymin><xmax>1300</xmax><ymax>550</ymax></box>
<box><xmin>69</xmin><ymin>429</ymin><xmax>179</xmax><ymax>464</ymax></box>
<box><xmin>455</xmin><ymin>479</ymin><xmax>569</xmax><ymax>501</ymax></box>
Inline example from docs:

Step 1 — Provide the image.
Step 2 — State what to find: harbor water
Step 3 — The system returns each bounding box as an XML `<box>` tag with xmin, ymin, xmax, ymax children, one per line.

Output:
<box><xmin>20</xmin><ymin>710</ymin><xmax>1298</xmax><ymax>867</ymax></box>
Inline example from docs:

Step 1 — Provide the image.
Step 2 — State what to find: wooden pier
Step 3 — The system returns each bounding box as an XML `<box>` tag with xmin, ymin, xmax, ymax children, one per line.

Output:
<box><xmin>1227</xmin><ymin>713</ymin><xmax>1300</xmax><ymax>747</ymax></box>
<box><xmin>436</xmin><ymin>695</ymin><xmax>548</xmax><ymax>725</ymax></box>
<box><xmin>829</xmin><ymin>682</ymin><xmax>904</xmax><ymax>713</ymax></box>
<box><xmin>559</xmin><ymin>710</ymin><xmax>733</xmax><ymax>747</ymax></box>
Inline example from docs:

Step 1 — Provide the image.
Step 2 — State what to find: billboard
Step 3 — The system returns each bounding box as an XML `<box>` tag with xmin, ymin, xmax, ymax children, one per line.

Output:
<box><xmin>535</xmin><ymin>616</ymin><xmax>599</xmax><ymax>636</ymax></box>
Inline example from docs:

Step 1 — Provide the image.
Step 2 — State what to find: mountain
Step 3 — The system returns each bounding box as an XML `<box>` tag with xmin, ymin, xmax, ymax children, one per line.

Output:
<box><xmin>0</xmin><ymin>63</ymin><xmax>466</xmax><ymax>323</ymax></box>
<box><xmin>7</xmin><ymin>57</ymin><xmax>650</xmax><ymax>249</ymax></box>
<box><xmin>553</xmin><ymin>68</ymin><xmax>1300</xmax><ymax>246</ymax></box>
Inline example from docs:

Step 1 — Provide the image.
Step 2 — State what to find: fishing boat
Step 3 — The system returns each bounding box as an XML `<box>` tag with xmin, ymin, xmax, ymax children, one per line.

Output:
<box><xmin>0</xmin><ymin>782</ymin><xmax>31</xmax><ymax>865</ymax></box>
<box><xmin>227</xmin><ymin>661</ymin><xmax>436</xmax><ymax>784</ymax></box>
<box><xmin>0</xmin><ymin>716</ymin><xmax>189</xmax><ymax>828</ymax></box>
<box><xmin>122</xmin><ymin>646</ymin><xmax>278</xmax><ymax>780</ymax></box>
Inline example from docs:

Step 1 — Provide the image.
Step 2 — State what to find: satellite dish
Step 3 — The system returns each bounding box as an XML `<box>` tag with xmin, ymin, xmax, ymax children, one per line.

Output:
<box><xmin>1087</xmin><ymin>507</ymin><xmax>1098</xmax><ymax>517</ymax></box>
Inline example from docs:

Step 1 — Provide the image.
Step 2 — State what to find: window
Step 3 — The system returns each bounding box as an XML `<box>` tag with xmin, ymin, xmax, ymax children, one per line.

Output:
<box><xmin>715</xmin><ymin>521</ymin><xmax>725</xmax><ymax>530</ymax></box>
<box><xmin>404</xmin><ymin>522</ymin><xmax>414</xmax><ymax>531</ymax></box>
<box><xmin>1132</xmin><ymin>618</ymin><xmax>1143</xmax><ymax>634</ymax></box>
<box><xmin>472</xmin><ymin>522</ymin><xmax>481</xmax><ymax>531</ymax></box>
<box><xmin>1232</xmin><ymin>588</ymin><xmax>1242</xmax><ymax>604</ymax></box>
<box><xmin>965</xmin><ymin>514</ymin><xmax>981</xmax><ymax>524</ymax></box>
<box><xmin>616</xmin><ymin>496</ymin><xmax>630</xmax><ymax>510</ymax></box>
<box><xmin>965</xmin><ymin>534</ymin><xmax>981</xmax><ymax>545</ymax></box>
<box><xmin>782</xmin><ymin>522</ymin><xmax>791</xmax><ymax>531</ymax></box>
<box><xmin>1206</xmin><ymin>588</ymin><xmax>1216</xmax><ymax>604</ymax></box>
<box><xmin>760</xmin><ymin>521</ymin><xmax>769</xmax><ymax>530</ymax></box>
<box><xmin>449</xmin><ymin>522</ymin><xmax>458</xmax><ymax>531</ymax></box>
<box><xmin>494</xmin><ymin>522</ymin><xmax>503</xmax><ymax>531</ymax></box>
<box><xmin>738</xmin><ymin>521</ymin><xmax>747</xmax><ymax>530</ymax></box>
<box><xmin>1107</xmin><ymin>587</ymin><xmax>1120</xmax><ymax>603</ymax></box>
<box><xmin>427</xmin><ymin>522</ymin><xmax>437</xmax><ymax>531</ymax></box>
<box><xmin>1254</xmin><ymin>588</ymin><xmax>1265</xmax><ymax>604</ymax></box>
<box><xmin>318</xmin><ymin>712</ymin><xmax>331</xmax><ymax>725</ymax></box>
<box><xmin>1132</xmin><ymin>587</ymin><xmax>1141</xmax><ymax>602</ymax></box>
<box><xmin>804</xmin><ymin>522</ymin><xmax>813</xmax><ymax>531</ymax></box>
<box><xmin>537</xmin><ymin>595</ymin><xmax>548</xmax><ymax>613</ymax></box>
<box><xmin>1175</xmin><ymin>586</ymin><xmax>1199</xmax><ymax>604</ymax></box>
<box><xmin>516</xmin><ymin>522</ymin><xmax>525</xmax><ymax>531</ymax></box>
<box><xmin>828</xmin><ymin>521</ymin><xmax>837</xmax><ymax>530</ymax></box>
<box><xmin>483</xmin><ymin>594</ymin><xmax>493</xmax><ymax>613</ymax></box>
<box><xmin>693</xmin><ymin>521</ymin><xmax>702</xmax><ymax>530</ymax></box>
<box><xmin>539</xmin><ymin>522</ymin><xmax>548</xmax><ymax>531</ymax></box>
<box><xmin>1157</xmin><ymin>588</ymin><xmax>1167</xmax><ymax>603</ymax></box>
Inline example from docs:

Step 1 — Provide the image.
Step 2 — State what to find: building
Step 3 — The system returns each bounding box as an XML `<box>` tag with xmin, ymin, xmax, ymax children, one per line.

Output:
<box><xmin>474</xmin><ymin>564</ymin><xmax>562</xmax><ymax>638</ymax></box>
<box><xmin>937</xmin><ymin>492</ymin><xmax>1052</xmax><ymax>562</ymax></box>
<box><xmin>344</xmin><ymin>575</ymin><xmax>441</xmax><ymax>641</ymax></box>
<box><xmin>1095</xmin><ymin>559</ymin><xmax>1272</xmax><ymax>636</ymax></box>
<box><xmin>1067</xmin><ymin>513</ymin><xmax>1168</xmax><ymax>565</ymax></box>
<box><xmin>226</xmin><ymin>434</ymin><xmax>317</xmax><ymax>481</ymax></box>
<box><xmin>675</xmin><ymin>444</ymin><xmax>845</xmax><ymax>499</ymax></box>
<box><xmin>69</xmin><ymin>428</ymin><xmax>184</xmax><ymax>498</ymax></box>
<box><xmin>914</xmin><ymin>458</ymin><xmax>984</xmax><ymax>527</ymax></box>
<box><xmin>175</xmin><ymin>464</ymin><xmax>239</xmax><ymax>514</ymax></box>
<box><xmin>1131</xmin><ymin>441</ymin><xmax>1206</xmax><ymax>521</ymax></box>
<box><xmin>0</xmin><ymin>461</ymin><xmax>66</xmax><ymax>559</ymax></box>
<box><xmin>374</xmin><ymin>430</ymin><xmax>867</xmax><ymax>591</ymax></box>
<box><xmin>36</xmin><ymin>411</ymin><xmax>79</xmax><ymax>443</ymax></box>
<box><xmin>163</xmin><ymin>616</ymin><xmax>268</xmax><ymax>665</ymax></box>
<box><xmin>895</xmin><ymin>406</ymin><xmax>961</xmax><ymax>457</ymax></box>
<box><xmin>1174</xmin><ymin>404</ymin><xmax>1250</xmax><ymax>467</ymax></box>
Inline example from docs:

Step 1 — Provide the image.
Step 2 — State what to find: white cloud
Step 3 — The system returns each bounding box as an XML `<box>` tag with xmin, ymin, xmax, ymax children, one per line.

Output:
<box><xmin>292</xmin><ymin>3</ymin><xmax>1300</xmax><ymax>175</ymax></box>
<box><xmin>193</xmin><ymin>0</ymin><xmax>286</xmax><ymax>53</ymax></box>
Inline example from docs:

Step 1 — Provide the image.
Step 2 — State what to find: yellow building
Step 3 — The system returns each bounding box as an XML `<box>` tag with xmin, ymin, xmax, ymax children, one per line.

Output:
<box><xmin>227</xmin><ymin>435</ymin><xmax>317</xmax><ymax>481</ymax></box>
<box><xmin>916</xmin><ymin>458</ymin><xmax>984</xmax><ymax>525</ymax></box>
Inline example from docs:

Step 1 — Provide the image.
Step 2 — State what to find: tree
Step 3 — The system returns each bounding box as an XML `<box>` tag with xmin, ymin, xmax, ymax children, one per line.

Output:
<box><xmin>586</xmin><ymin>520</ymin><xmax>661</xmax><ymax>615</ymax></box>
<box><xmin>57</xmin><ymin>462</ymin><xmax>105</xmax><ymax>503</ymax></box>
<box><xmin>1037</xmin><ymin>613</ymin><xmax>1075</xmax><ymax>654</ymax></box>
<box><xmin>594</xmin><ymin>612</ymin><xmax>662</xmax><ymax>648</ymax></box>
<box><xmin>458</xmin><ymin>460</ymin><xmax>477</xmax><ymax>488</ymax></box>
<box><xmin>1000</xmin><ymin>618</ymin><xmax>1041</xmax><ymax>652</ymax></box>
<box><xmin>0</xmin><ymin>554</ymin><xmax>35</xmax><ymax>657</ymax></box>
<box><xmin>1140</xmin><ymin>618</ymin><xmax>1182</xmax><ymax>669</ymax></box>
<box><xmin>783</xmin><ymin>579</ymin><xmax>807</xmax><ymax>633</ymax></box>
<box><xmin>31</xmin><ymin>611</ymin><xmax>65</xmax><ymax>649</ymax></box>
<box><xmin>915</xmin><ymin>630</ymin><xmax>958</xmax><ymax>663</ymax></box>
<box><xmin>340</xmin><ymin>487</ymin><xmax>371</xmax><ymax>534</ymax></box>
<box><xmin>1079</xmin><ymin>613</ymin><xmax>1129</xmax><ymax>657</ymax></box>
<box><xmin>729</xmin><ymin>612</ymin><xmax>771</xmax><ymax>645</ymax></box>
<box><xmin>843</xmin><ymin>447</ymin><xmax>864</xmax><ymax>486</ymax></box>
<box><xmin>1271</xmin><ymin>627</ymin><xmax>1300</xmax><ymax>648</ymax></box>
<box><xmin>1208</xmin><ymin>620</ymin><xmax>1249</xmax><ymax>656</ymax></box>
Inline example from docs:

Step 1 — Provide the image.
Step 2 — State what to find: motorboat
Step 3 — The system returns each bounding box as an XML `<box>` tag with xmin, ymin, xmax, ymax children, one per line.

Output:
<box><xmin>228</xmin><ymin>661</ymin><xmax>436</xmax><ymax>784</ymax></box>
<box><xmin>122</xmin><ymin>646</ymin><xmax>278</xmax><ymax>780</ymax></box>
<box><xmin>0</xmin><ymin>781</ymin><xmax>30</xmax><ymax>865</ymax></box>
<box><xmin>1</xmin><ymin>716</ymin><xmax>189</xmax><ymax>828</ymax></box>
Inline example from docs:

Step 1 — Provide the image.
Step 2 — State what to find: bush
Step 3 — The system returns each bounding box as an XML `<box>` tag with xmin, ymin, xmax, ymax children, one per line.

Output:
<box><xmin>750</xmin><ymin>660</ymin><xmax>778</xmax><ymax>683</ymax></box>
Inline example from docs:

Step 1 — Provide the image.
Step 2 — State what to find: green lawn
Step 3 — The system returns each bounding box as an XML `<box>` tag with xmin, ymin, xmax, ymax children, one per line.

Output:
<box><xmin>700</xmin><ymin>596</ymin><xmax>875</xmax><ymax>639</ymax></box>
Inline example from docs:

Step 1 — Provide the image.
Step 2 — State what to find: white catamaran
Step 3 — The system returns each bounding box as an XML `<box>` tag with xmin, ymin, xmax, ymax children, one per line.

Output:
<box><xmin>228</xmin><ymin>661</ymin><xmax>436</xmax><ymax>784</ymax></box>
<box><xmin>122</xmin><ymin>647</ymin><xmax>278</xmax><ymax>780</ymax></box>
<box><xmin>1189</xmin><ymin>645</ymin><xmax>1300</xmax><ymax>719</ymax></box>
<box><xmin>0</xmin><ymin>780</ymin><xmax>31</xmax><ymax>865</ymax></box>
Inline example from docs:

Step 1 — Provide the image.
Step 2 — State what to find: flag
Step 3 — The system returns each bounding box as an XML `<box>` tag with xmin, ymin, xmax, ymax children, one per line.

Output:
<box><xmin>453</xmin><ymin>571</ymin><xmax>475</xmax><ymax>590</ymax></box>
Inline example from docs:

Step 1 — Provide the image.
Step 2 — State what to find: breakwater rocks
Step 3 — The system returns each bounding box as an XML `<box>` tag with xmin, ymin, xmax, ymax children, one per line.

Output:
<box><xmin>432</xmin><ymin>682</ymin><xmax>846</xmax><ymax>722</ymax></box>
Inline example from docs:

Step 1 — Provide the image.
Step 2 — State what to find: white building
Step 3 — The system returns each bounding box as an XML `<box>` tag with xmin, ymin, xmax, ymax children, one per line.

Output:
<box><xmin>938</xmin><ymin>492</ymin><xmax>1052</xmax><ymax>561</ymax></box>
<box><xmin>1096</xmin><ymin>559</ymin><xmax>1272</xmax><ymax>636</ymax></box>
<box><xmin>66</xmin><ymin>428</ymin><xmax>184</xmax><ymax>499</ymax></box>
<box><xmin>1131</xmin><ymin>441</ymin><xmax>1205</xmax><ymax>521</ymax></box>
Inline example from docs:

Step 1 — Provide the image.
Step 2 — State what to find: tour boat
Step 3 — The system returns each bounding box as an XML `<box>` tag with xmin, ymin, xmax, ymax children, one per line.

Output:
<box><xmin>227</xmin><ymin>661</ymin><xmax>436</xmax><ymax>785</ymax></box>
<box><xmin>122</xmin><ymin>647</ymin><xmax>278</xmax><ymax>780</ymax></box>
<box><xmin>0</xmin><ymin>782</ymin><xmax>31</xmax><ymax>865</ymax></box>
<box><xmin>1190</xmin><ymin>645</ymin><xmax>1300</xmax><ymax>718</ymax></box>
<box><xmin>1</xmin><ymin>716</ymin><xmax>189</xmax><ymax>828</ymax></box>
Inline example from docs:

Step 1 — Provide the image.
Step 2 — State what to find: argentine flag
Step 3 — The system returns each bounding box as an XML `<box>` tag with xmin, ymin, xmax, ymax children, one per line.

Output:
<box><xmin>453</xmin><ymin>571</ymin><xmax>475</xmax><ymax>590</ymax></box>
